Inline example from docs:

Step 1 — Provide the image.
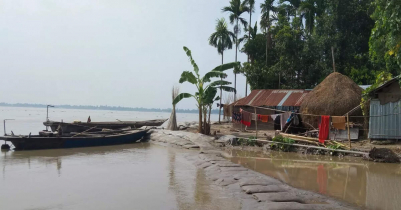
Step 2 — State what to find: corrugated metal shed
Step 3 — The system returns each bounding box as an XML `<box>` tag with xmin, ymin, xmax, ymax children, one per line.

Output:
<box><xmin>369</xmin><ymin>99</ymin><xmax>401</xmax><ymax>139</ymax></box>
<box><xmin>233</xmin><ymin>89</ymin><xmax>310</xmax><ymax>107</ymax></box>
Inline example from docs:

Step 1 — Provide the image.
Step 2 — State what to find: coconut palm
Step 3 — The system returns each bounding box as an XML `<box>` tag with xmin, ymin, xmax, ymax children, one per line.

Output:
<box><xmin>173</xmin><ymin>47</ymin><xmax>238</xmax><ymax>133</ymax></box>
<box><xmin>209</xmin><ymin>18</ymin><xmax>235</xmax><ymax>124</ymax></box>
<box><xmin>260</xmin><ymin>0</ymin><xmax>276</xmax><ymax>65</ymax></box>
<box><xmin>222</xmin><ymin>0</ymin><xmax>248</xmax><ymax>101</ymax></box>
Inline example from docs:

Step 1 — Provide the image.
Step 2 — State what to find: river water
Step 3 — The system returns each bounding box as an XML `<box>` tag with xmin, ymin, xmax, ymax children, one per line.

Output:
<box><xmin>1</xmin><ymin>107</ymin><xmax>237</xmax><ymax>210</ymax></box>
<box><xmin>1</xmin><ymin>143</ymin><xmax>241</xmax><ymax>210</ymax></box>
<box><xmin>1</xmin><ymin>107</ymin><xmax>401</xmax><ymax>210</ymax></box>
<box><xmin>229</xmin><ymin>149</ymin><xmax>401</xmax><ymax>210</ymax></box>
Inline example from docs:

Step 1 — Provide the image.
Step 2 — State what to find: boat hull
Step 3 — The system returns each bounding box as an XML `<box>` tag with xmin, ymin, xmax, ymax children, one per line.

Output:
<box><xmin>44</xmin><ymin>120</ymin><xmax>167</xmax><ymax>133</ymax></box>
<box><xmin>2</xmin><ymin>130</ymin><xmax>149</xmax><ymax>150</ymax></box>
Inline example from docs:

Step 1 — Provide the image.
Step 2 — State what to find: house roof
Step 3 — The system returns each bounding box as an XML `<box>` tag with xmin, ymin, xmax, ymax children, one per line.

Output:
<box><xmin>369</xmin><ymin>75</ymin><xmax>401</xmax><ymax>96</ymax></box>
<box><xmin>232</xmin><ymin>89</ymin><xmax>310</xmax><ymax>107</ymax></box>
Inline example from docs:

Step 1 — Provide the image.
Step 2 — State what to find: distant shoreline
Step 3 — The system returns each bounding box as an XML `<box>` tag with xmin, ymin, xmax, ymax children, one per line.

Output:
<box><xmin>0</xmin><ymin>103</ymin><xmax>220</xmax><ymax>114</ymax></box>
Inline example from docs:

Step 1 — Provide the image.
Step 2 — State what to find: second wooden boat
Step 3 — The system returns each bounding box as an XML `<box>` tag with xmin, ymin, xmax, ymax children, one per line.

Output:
<box><xmin>44</xmin><ymin>119</ymin><xmax>167</xmax><ymax>133</ymax></box>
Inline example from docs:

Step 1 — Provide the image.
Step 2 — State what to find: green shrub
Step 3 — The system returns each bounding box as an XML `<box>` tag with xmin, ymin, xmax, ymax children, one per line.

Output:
<box><xmin>271</xmin><ymin>135</ymin><xmax>294</xmax><ymax>152</ymax></box>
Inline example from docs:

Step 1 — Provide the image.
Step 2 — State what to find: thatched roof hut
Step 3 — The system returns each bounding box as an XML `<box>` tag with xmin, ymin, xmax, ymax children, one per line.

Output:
<box><xmin>300</xmin><ymin>72</ymin><xmax>363</xmax><ymax>127</ymax></box>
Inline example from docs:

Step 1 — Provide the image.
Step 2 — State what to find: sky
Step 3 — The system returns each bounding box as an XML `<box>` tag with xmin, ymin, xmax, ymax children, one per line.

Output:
<box><xmin>0</xmin><ymin>0</ymin><xmax>263</xmax><ymax>109</ymax></box>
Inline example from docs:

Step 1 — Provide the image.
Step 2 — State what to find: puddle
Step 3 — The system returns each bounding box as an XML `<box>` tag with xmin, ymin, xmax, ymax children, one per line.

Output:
<box><xmin>228</xmin><ymin>149</ymin><xmax>401</xmax><ymax>210</ymax></box>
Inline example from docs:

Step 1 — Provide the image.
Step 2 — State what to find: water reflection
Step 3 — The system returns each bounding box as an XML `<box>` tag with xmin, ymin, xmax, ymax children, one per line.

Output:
<box><xmin>229</xmin><ymin>149</ymin><xmax>401</xmax><ymax>210</ymax></box>
<box><xmin>167</xmin><ymin>149</ymin><xmax>239</xmax><ymax>210</ymax></box>
<box><xmin>1</xmin><ymin>143</ymin><xmax>151</xmax><ymax>179</ymax></box>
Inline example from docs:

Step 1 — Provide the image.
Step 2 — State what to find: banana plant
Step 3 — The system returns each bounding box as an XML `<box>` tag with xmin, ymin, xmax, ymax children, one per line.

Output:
<box><xmin>202</xmin><ymin>87</ymin><xmax>221</xmax><ymax>135</ymax></box>
<box><xmin>173</xmin><ymin>46</ymin><xmax>238</xmax><ymax>134</ymax></box>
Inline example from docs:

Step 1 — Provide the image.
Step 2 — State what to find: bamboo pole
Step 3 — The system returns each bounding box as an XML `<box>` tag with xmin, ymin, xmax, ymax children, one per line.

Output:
<box><xmin>254</xmin><ymin>107</ymin><xmax>258</xmax><ymax>139</ymax></box>
<box><xmin>347</xmin><ymin>114</ymin><xmax>351</xmax><ymax>149</ymax></box>
<box><xmin>240</xmin><ymin>137</ymin><xmax>368</xmax><ymax>156</ymax></box>
<box><xmin>280</xmin><ymin>133</ymin><xmax>349</xmax><ymax>149</ymax></box>
<box><xmin>332</xmin><ymin>46</ymin><xmax>336</xmax><ymax>72</ymax></box>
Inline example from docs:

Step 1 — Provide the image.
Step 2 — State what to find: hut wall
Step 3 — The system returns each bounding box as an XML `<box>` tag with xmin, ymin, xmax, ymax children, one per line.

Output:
<box><xmin>369</xmin><ymin>99</ymin><xmax>401</xmax><ymax>140</ymax></box>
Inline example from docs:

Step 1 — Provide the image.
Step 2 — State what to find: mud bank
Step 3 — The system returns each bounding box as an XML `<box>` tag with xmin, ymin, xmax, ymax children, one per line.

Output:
<box><xmin>148</xmin><ymin>130</ymin><xmax>357</xmax><ymax>210</ymax></box>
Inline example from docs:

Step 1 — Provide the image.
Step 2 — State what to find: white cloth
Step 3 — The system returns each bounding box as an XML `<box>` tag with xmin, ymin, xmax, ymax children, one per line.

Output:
<box><xmin>270</xmin><ymin>114</ymin><xmax>280</xmax><ymax>120</ymax></box>
<box><xmin>280</xmin><ymin>112</ymin><xmax>292</xmax><ymax>131</ymax></box>
<box><xmin>251</xmin><ymin>113</ymin><xmax>257</xmax><ymax>121</ymax></box>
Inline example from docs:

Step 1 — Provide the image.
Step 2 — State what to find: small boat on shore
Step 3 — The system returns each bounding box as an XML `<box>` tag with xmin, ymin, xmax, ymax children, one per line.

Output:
<box><xmin>0</xmin><ymin>129</ymin><xmax>149</xmax><ymax>150</ymax></box>
<box><xmin>44</xmin><ymin>119</ymin><xmax>167</xmax><ymax>133</ymax></box>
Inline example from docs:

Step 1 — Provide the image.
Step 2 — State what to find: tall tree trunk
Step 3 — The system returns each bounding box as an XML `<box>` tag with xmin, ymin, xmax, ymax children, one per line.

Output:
<box><xmin>246</xmin><ymin>11</ymin><xmax>252</xmax><ymax>97</ymax></box>
<box><xmin>234</xmin><ymin>19</ymin><xmax>238</xmax><ymax>102</ymax></box>
<box><xmin>219</xmin><ymin>52</ymin><xmax>224</xmax><ymax>124</ymax></box>
<box><xmin>266</xmin><ymin>16</ymin><xmax>270</xmax><ymax>65</ymax></box>
<box><xmin>198</xmin><ymin>103</ymin><xmax>202</xmax><ymax>133</ymax></box>
<box><xmin>266</xmin><ymin>28</ymin><xmax>268</xmax><ymax>65</ymax></box>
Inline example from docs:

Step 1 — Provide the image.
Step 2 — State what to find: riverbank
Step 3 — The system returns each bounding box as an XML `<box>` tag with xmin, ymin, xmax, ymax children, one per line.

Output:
<box><xmin>182</xmin><ymin>122</ymin><xmax>401</xmax><ymax>162</ymax></box>
<box><xmin>149</xmin><ymin>129</ymin><xmax>358</xmax><ymax>210</ymax></box>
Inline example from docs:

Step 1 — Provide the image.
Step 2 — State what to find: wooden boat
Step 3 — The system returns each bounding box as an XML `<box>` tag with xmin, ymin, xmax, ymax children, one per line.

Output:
<box><xmin>43</xmin><ymin>119</ymin><xmax>167</xmax><ymax>133</ymax></box>
<box><xmin>0</xmin><ymin>129</ymin><xmax>149</xmax><ymax>150</ymax></box>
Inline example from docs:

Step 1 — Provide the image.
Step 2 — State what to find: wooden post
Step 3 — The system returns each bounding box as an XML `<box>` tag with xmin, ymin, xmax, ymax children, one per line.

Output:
<box><xmin>254</xmin><ymin>107</ymin><xmax>258</xmax><ymax>139</ymax></box>
<box><xmin>331</xmin><ymin>46</ymin><xmax>336</xmax><ymax>72</ymax></box>
<box><xmin>347</xmin><ymin>114</ymin><xmax>351</xmax><ymax>149</ymax></box>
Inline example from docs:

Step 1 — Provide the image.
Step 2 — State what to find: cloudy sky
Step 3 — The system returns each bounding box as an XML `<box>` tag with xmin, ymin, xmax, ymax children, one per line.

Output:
<box><xmin>0</xmin><ymin>0</ymin><xmax>262</xmax><ymax>109</ymax></box>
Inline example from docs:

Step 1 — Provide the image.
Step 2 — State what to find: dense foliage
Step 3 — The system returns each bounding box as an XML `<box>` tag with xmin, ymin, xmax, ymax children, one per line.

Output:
<box><xmin>214</xmin><ymin>0</ymin><xmax>401</xmax><ymax>91</ymax></box>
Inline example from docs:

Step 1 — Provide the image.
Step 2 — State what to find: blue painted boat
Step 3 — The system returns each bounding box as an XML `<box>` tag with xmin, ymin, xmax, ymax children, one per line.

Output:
<box><xmin>0</xmin><ymin>130</ymin><xmax>149</xmax><ymax>150</ymax></box>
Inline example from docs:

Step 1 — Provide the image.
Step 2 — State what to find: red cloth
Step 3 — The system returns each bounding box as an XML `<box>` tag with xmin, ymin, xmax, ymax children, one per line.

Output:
<box><xmin>241</xmin><ymin>111</ymin><xmax>252</xmax><ymax>127</ymax></box>
<box><xmin>258</xmin><ymin>115</ymin><xmax>269</xmax><ymax>122</ymax></box>
<box><xmin>318</xmin><ymin>115</ymin><xmax>330</xmax><ymax>144</ymax></box>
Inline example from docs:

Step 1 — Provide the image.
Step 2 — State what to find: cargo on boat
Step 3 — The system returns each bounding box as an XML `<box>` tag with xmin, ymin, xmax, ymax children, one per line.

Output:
<box><xmin>43</xmin><ymin>119</ymin><xmax>167</xmax><ymax>133</ymax></box>
<box><xmin>0</xmin><ymin>129</ymin><xmax>149</xmax><ymax>150</ymax></box>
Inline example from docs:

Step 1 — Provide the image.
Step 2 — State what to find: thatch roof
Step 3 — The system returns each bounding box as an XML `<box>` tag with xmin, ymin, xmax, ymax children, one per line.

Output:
<box><xmin>300</xmin><ymin>72</ymin><xmax>363</xmax><ymax>127</ymax></box>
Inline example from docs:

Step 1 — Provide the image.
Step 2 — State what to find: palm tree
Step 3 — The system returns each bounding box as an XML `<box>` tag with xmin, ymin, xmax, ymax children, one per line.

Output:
<box><xmin>260</xmin><ymin>0</ymin><xmax>276</xmax><ymax>65</ymax></box>
<box><xmin>298</xmin><ymin>0</ymin><xmax>325</xmax><ymax>34</ymax></box>
<box><xmin>209</xmin><ymin>18</ymin><xmax>235</xmax><ymax>124</ymax></box>
<box><xmin>299</xmin><ymin>0</ymin><xmax>316</xmax><ymax>34</ymax></box>
<box><xmin>222</xmin><ymin>0</ymin><xmax>248</xmax><ymax>101</ymax></box>
<box><xmin>173</xmin><ymin>47</ymin><xmax>238</xmax><ymax>133</ymax></box>
<box><xmin>239</xmin><ymin>22</ymin><xmax>258</xmax><ymax>50</ymax></box>
<box><xmin>244</xmin><ymin>0</ymin><xmax>255</xmax><ymax>96</ymax></box>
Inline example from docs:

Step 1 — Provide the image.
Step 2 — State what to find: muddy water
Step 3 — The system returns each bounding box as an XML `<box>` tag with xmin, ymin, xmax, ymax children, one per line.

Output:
<box><xmin>0</xmin><ymin>143</ymin><xmax>240</xmax><ymax>210</ymax></box>
<box><xmin>228</xmin><ymin>149</ymin><xmax>401</xmax><ymax>210</ymax></box>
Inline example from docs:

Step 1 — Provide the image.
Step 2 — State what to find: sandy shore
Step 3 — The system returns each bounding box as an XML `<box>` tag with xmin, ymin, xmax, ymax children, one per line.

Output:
<box><xmin>148</xmin><ymin>129</ymin><xmax>358</xmax><ymax>210</ymax></box>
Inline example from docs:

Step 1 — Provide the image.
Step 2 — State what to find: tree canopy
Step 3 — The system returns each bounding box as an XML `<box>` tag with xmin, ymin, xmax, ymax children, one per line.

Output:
<box><xmin>216</xmin><ymin>0</ymin><xmax>401</xmax><ymax>91</ymax></box>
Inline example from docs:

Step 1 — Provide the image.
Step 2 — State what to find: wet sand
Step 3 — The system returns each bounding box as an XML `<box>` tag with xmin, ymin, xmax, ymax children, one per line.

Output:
<box><xmin>228</xmin><ymin>149</ymin><xmax>401</xmax><ymax>210</ymax></box>
<box><xmin>0</xmin><ymin>143</ymin><xmax>240</xmax><ymax>210</ymax></box>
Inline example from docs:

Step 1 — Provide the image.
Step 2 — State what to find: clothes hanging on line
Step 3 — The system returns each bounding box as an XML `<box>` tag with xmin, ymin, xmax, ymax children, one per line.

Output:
<box><xmin>232</xmin><ymin>112</ymin><xmax>242</xmax><ymax>123</ymax></box>
<box><xmin>252</xmin><ymin>113</ymin><xmax>257</xmax><ymax>121</ymax></box>
<box><xmin>259</xmin><ymin>115</ymin><xmax>269</xmax><ymax>123</ymax></box>
<box><xmin>331</xmin><ymin>116</ymin><xmax>346</xmax><ymax>130</ymax></box>
<box><xmin>241</xmin><ymin>111</ymin><xmax>252</xmax><ymax>127</ymax></box>
<box><xmin>223</xmin><ymin>105</ymin><xmax>232</xmax><ymax>118</ymax></box>
<box><xmin>280</xmin><ymin>112</ymin><xmax>292</xmax><ymax>131</ymax></box>
<box><xmin>318</xmin><ymin>115</ymin><xmax>330</xmax><ymax>144</ymax></box>
<box><xmin>270</xmin><ymin>114</ymin><xmax>280</xmax><ymax>121</ymax></box>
